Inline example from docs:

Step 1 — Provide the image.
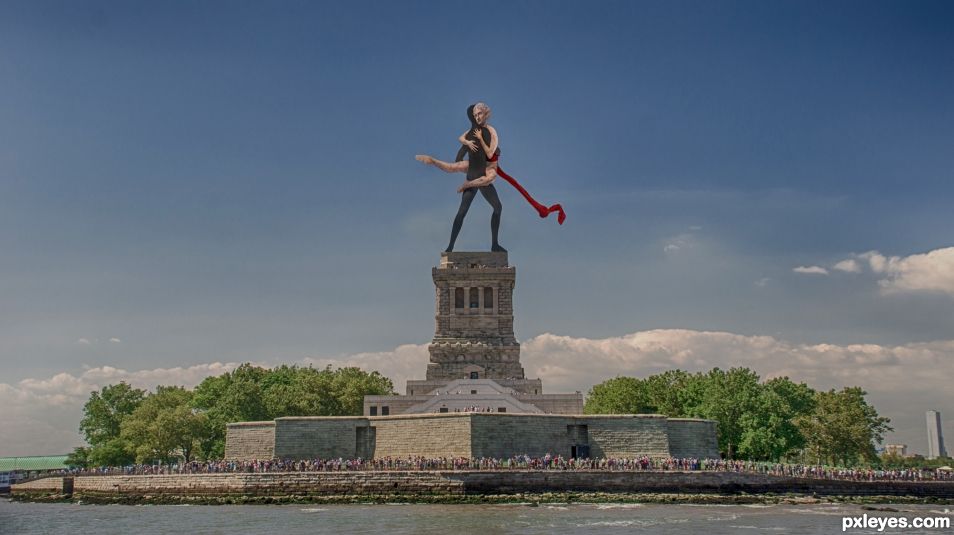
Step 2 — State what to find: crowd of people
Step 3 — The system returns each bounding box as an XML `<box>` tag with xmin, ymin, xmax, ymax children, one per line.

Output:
<box><xmin>58</xmin><ymin>456</ymin><xmax>954</xmax><ymax>482</ymax></box>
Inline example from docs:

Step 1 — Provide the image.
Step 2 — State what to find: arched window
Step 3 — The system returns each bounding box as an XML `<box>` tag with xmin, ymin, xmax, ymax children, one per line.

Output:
<box><xmin>483</xmin><ymin>287</ymin><xmax>493</xmax><ymax>309</ymax></box>
<box><xmin>455</xmin><ymin>287</ymin><xmax>464</xmax><ymax>309</ymax></box>
<box><xmin>469</xmin><ymin>287</ymin><xmax>479</xmax><ymax>308</ymax></box>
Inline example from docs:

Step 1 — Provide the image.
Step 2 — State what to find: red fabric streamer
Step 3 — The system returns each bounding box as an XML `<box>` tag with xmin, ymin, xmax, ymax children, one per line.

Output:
<box><xmin>489</xmin><ymin>154</ymin><xmax>566</xmax><ymax>225</ymax></box>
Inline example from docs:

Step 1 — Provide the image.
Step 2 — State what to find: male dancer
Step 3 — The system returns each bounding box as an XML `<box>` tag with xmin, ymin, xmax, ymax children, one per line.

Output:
<box><xmin>416</xmin><ymin>102</ymin><xmax>505</xmax><ymax>253</ymax></box>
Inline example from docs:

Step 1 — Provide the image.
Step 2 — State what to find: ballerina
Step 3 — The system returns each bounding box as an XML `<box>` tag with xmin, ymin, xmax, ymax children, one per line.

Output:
<box><xmin>416</xmin><ymin>102</ymin><xmax>506</xmax><ymax>252</ymax></box>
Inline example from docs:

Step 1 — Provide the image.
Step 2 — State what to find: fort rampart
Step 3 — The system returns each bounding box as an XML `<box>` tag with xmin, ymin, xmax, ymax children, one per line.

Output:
<box><xmin>225</xmin><ymin>413</ymin><xmax>720</xmax><ymax>461</ymax></box>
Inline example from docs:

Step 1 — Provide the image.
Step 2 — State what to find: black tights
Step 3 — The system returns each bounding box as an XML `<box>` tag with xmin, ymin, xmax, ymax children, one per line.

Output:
<box><xmin>446</xmin><ymin>184</ymin><xmax>503</xmax><ymax>252</ymax></box>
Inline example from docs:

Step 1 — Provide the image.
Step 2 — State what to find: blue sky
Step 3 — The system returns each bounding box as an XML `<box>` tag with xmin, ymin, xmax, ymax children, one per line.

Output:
<box><xmin>1</xmin><ymin>1</ymin><xmax>953</xmax><ymax>455</ymax></box>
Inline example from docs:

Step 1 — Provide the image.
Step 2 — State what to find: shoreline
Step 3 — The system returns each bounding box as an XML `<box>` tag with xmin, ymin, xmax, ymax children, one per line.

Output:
<box><xmin>11</xmin><ymin>471</ymin><xmax>954</xmax><ymax>506</ymax></box>
<box><xmin>10</xmin><ymin>491</ymin><xmax>954</xmax><ymax>506</ymax></box>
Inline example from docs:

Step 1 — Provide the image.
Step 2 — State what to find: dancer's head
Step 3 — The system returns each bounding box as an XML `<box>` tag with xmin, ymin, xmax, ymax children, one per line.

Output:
<box><xmin>473</xmin><ymin>102</ymin><xmax>491</xmax><ymax>126</ymax></box>
<box><xmin>466</xmin><ymin>104</ymin><xmax>477</xmax><ymax>127</ymax></box>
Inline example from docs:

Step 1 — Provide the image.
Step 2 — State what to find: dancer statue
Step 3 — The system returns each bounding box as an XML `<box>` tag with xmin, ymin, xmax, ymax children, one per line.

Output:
<box><xmin>416</xmin><ymin>102</ymin><xmax>566</xmax><ymax>253</ymax></box>
<box><xmin>417</xmin><ymin>102</ymin><xmax>505</xmax><ymax>252</ymax></box>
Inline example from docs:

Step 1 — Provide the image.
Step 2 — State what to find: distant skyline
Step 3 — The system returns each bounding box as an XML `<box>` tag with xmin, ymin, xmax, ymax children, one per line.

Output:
<box><xmin>1</xmin><ymin>0</ymin><xmax>952</xmax><ymax>456</ymax></box>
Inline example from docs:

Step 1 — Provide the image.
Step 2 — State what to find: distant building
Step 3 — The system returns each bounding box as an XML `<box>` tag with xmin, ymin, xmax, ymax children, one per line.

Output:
<box><xmin>884</xmin><ymin>444</ymin><xmax>908</xmax><ymax>457</ymax></box>
<box><xmin>0</xmin><ymin>456</ymin><xmax>70</xmax><ymax>492</ymax></box>
<box><xmin>927</xmin><ymin>410</ymin><xmax>948</xmax><ymax>459</ymax></box>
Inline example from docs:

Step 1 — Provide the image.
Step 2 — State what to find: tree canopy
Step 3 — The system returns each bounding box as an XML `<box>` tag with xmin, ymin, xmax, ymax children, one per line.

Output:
<box><xmin>75</xmin><ymin>364</ymin><xmax>394</xmax><ymax>465</ymax></box>
<box><xmin>78</xmin><ymin>382</ymin><xmax>146</xmax><ymax>466</ymax></box>
<box><xmin>585</xmin><ymin>367</ymin><xmax>890</xmax><ymax>465</ymax></box>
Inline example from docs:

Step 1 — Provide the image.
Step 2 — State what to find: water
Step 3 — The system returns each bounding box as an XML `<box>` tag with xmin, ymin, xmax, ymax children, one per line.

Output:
<box><xmin>1</xmin><ymin>499</ymin><xmax>952</xmax><ymax>534</ymax></box>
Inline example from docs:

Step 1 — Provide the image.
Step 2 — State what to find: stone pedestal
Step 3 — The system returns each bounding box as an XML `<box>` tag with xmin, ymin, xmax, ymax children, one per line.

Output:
<box><xmin>427</xmin><ymin>252</ymin><xmax>527</xmax><ymax>387</ymax></box>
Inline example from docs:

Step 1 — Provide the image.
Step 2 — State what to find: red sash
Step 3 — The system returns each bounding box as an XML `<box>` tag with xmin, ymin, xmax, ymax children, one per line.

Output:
<box><xmin>490</xmin><ymin>153</ymin><xmax>566</xmax><ymax>225</ymax></box>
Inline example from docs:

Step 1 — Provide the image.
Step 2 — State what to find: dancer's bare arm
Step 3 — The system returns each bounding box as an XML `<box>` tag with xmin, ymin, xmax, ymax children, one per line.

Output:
<box><xmin>473</xmin><ymin>126</ymin><xmax>498</xmax><ymax>159</ymax></box>
<box><xmin>458</xmin><ymin>131</ymin><xmax>478</xmax><ymax>152</ymax></box>
<box><xmin>416</xmin><ymin>155</ymin><xmax>467</xmax><ymax>173</ymax></box>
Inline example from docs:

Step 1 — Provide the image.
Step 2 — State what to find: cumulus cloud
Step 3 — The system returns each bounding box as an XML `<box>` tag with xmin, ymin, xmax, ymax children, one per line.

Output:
<box><xmin>825</xmin><ymin>247</ymin><xmax>954</xmax><ymax>297</ymax></box>
<box><xmin>109</xmin><ymin>338</ymin><xmax>122</xmax><ymax>344</ymax></box>
<box><xmin>520</xmin><ymin>330</ymin><xmax>953</xmax><ymax>454</ymax></box>
<box><xmin>0</xmin><ymin>362</ymin><xmax>245</xmax><ymax>456</ymax></box>
<box><xmin>858</xmin><ymin>248</ymin><xmax>954</xmax><ymax>296</ymax></box>
<box><xmin>833</xmin><ymin>259</ymin><xmax>862</xmax><ymax>273</ymax></box>
<box><xmin>4</xmin><ymin>330</ymin><xmax>952</xmax><ymax>456</ymax></box>
<box><xmin>793</xmin><ymin>265</ymin><xmax>828</xmax><ymax>275</ymax></box>
<box><xmin>302</xmin><ymin>343</ymin><xmax>427</xmax><ymax>393</ymax></box>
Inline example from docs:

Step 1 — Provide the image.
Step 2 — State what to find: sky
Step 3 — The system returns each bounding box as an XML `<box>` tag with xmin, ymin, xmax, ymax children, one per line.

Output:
<box><xmin>1</xmin><ymin>0</ymin><xmax>952</xmax><ymax>457</ymax></box>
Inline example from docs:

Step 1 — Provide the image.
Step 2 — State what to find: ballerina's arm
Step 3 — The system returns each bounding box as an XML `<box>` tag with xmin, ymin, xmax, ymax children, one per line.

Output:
<box><xmin>473</xmin><ymin>126</ymin><xmax>498</xmax><ymax>159</ymax></box>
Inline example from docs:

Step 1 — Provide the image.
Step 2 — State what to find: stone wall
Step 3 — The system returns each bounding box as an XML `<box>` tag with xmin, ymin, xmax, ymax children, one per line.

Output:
<box><xmin>468</xmin><ymin>415</ymin><xmax>675</xmax><ymax>459</ymax></box>
<box><xmin>225</xmin><ymin>413</ymin><xmax>719</xmax><ymax>461</ymax></box>
<box><xmin>15</xmin><ymin>472</ymin><xmax>954</xmax><ymax>501</ymax></box>
<box><xmin>470</xmin><ymin>414</ymin><xmax>574</xmax><ymax>458</ymax></box>
<box><xmin>8</xmin><ymin>477</ymin><xmax>64</xmax><ymax>492</ymax></box>
<box><xmin>363</xmin><ymin>395</ymin><xmax>425</xmax><ymax>416</ymax></box>
<box><xmin>273</xmin><ymin>417</ymin><xmax>369</xmax><ymax>460</ymax></box>
<box><xmin>586</xmin><ymin>415</ymin><xmax>672</xmax><ymax>458</ymax></box>
<box><xmin>667</xmin><ymin>419</ymin><xmax>720</xmax><ymax>459</ymax></box>
<box><xmin>224</xmin><ymin>422</ymin><xmax>275</xmax><ymax>461</ymax></box>
<box><xmin>372</xmin><ymin>414</ymin><xmax>472</xmax><ymax>458</ymax></box>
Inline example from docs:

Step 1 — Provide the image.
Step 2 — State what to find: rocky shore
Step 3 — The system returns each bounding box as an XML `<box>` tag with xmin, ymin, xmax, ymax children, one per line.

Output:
<box><xmin>12</xmin><ymin>471</ymin><xmax>954</xmax><ymax>506</ymax></box>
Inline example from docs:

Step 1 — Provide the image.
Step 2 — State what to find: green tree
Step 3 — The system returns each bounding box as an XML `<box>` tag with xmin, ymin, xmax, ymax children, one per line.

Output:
<box><xmin>191</xmin><ymin>364</ymin><xmax>270</xmax><ymax>459</ymax></box>
<box><xmin>121</xmin><ymin>386</ymin><xmax>209</xmax><ymax>463</ymax></box>
<box><xmin>645</xmin><ymin>369</ymin><xmax>699</xmax><ymax>417</ymax></box>
<box><xmin>584</xmin><ymin>376</ymin><xmax>655</xmax><ymax>414</ymax></box>
<box><xmin>88</xmin><ymin>438</ymin><xmax>136</xmax><ymax>467</ymax></box>
<box><xmin>79</xmin><ymin>382</ymin><xmax>145</xmax><ymax>465</ymax></box>
<box><xmin>327</xmin><ymin>366</ymin><xmax>395</xmax><ymax>415</ymax></box>
<box><xmin>691</xmin><ymin>367</ymin><xmax>764</xmax><ymax>459</ymax></box>
<box><xmin>191</xmin><ymin>363</ymin><xmax>394</xmax><ymax>459</ymax></box>
<box><xmin>795</xmin><ymin>387</ymin><xmax>892</xmax><ymax>466</ymax></box>
<box><xmin>728</xmin><ymin>377</ymin><xmax>817</xmax><ymax>461</ymax></box>
<box><xmin>65</xmin><ymin>446</ymin><xmax>91</xmax><ymax>469</ymax></box>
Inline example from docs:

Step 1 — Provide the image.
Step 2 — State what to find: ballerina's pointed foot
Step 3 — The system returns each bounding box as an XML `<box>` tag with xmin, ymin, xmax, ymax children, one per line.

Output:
<box><xmin>491</xmin><ymin>244</ymin><xmax>507</xmax><ymax>253</ymax></box>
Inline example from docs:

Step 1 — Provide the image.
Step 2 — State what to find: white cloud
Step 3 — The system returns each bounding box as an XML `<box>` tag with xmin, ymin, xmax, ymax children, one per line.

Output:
<box><xmin>755</xmin><ymin>277</ymin><xmax>771</xmax><ymax>287</ymax></box>
<box><xmin>302</xmin><ymin>343</ymin><xmax>427</xmax><ymax>394</ymax></box>
<box><xmin>793</xmin><ymin>265</ymin><xmax>829</xmax><ymax>275</ymax></box>
<box><xmin>0</xmin><ymin>362</ymin><xmax>245</xmax><ymax>456</ymax></box>
<box><xmin>76</xmin><ymin>338</ymin><xmax>91</xmax><ymax>345</ymax></box>
<box><xmin>833</xmin><ymin>259</ymin><xmax>862</xmax><ymax>273</ymax></box>
<box><xmin>109</xmin><ymin>337</ymin><xmax>122</xmax><ymax>344</ymax></box>
<box><xmin>4</xmin><ymin>330</ymin><xmax>953</xmax><ymax>456</ymax></box>
<box><xmin>860</xmin><ymin>247</ymin><xmax>954</xmax><ymax>296</ymax></box>
<box><xmin>519</xmin><ymin>330</ymin><xmax>954</xmax><ymax>454</ymax></box>
<box><xmin>663</xmin><ymin>233</ymin><xmax>696</xmax><ymax>254</ymax></box>
<box><xmin>828</xmin><ymin>247</ymin><xmax>954</xmax><ymax>297</ymax></box>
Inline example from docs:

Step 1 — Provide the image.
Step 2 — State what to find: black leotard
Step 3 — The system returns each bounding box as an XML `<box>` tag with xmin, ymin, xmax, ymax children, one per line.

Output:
<box><xmin>446</xmin><ymin>105</ymin><xmax>504</xmax><ymax>252</ymax></box>
<box><xmin>455</xmin><ymin>105</ymin><xmax>495</xmax><ymax>179</ymax></box>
